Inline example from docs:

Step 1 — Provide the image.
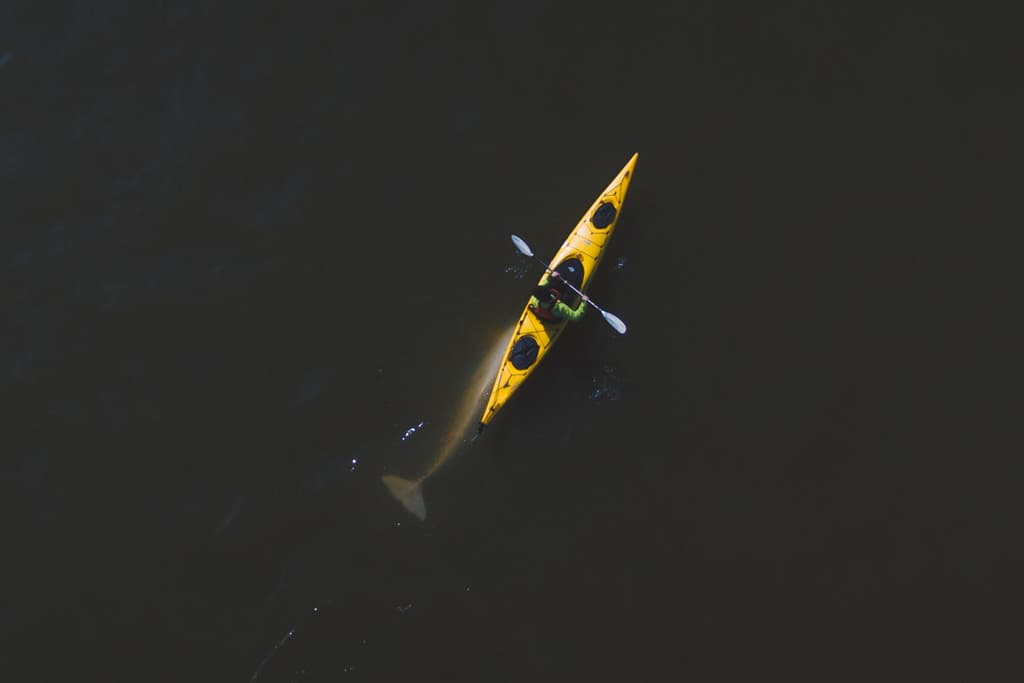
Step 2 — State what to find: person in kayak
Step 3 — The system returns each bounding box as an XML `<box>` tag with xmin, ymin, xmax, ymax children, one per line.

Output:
<box><xmin>529</xmin><ymin>271</ymin><xmax>589</xmax><ymax>322</ymax></box>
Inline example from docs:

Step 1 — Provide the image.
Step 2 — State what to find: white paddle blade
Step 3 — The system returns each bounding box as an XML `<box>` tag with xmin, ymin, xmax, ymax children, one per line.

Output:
<box><xmin>510</xmin><ymin>234</ymin><xmax>533</xmax><ymax>257</ymax></box>
<box><xmin>602</xmin><ymin>311</ymin><xmax>627</xmax><ymax>334</ymax></box>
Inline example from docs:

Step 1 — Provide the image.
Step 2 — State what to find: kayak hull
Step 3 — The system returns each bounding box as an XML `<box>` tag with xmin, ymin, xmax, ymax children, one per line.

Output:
<box><xmin>479</xmin><ymin>153</ymin><xmax>638</xmax><ymax>429</ymax></box>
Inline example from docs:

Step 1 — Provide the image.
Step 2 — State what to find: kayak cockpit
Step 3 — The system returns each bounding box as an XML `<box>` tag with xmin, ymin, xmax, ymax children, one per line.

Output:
<box><xmin>548</xmin><ymin>257</ymin><xmax>584</xmax><ymax>296</ymax></box>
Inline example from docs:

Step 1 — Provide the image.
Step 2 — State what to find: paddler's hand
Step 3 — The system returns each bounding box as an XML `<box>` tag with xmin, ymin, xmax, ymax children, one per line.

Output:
<box><xmin>551</xmin><ymin>270</ymin><xmax>560</xmax><ymax>279</ymax></box>
<box><xmin>581</xmin><ymin>294</ymin><xmax>590</xmax><ymax>303</ymax></box>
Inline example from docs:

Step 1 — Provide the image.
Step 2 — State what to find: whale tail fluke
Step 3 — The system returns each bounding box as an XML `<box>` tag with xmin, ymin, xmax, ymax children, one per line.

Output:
<box><xmin>381</xmin><ymin>475</ymin><xmax>426</xmax><ymax>520</ymax></box>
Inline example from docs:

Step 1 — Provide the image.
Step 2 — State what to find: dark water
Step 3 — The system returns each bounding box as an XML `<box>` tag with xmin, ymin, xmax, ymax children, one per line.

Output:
<box><xmin>6</xmin><ymin>3</ymin><xmax>1022</xmax><ymax>681</ymax></box>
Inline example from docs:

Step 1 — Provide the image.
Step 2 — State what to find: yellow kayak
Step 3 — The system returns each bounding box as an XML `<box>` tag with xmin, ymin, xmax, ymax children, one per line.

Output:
<box><xmin>478</xmin><ymin>152</ymin><xmax>638</xmax><ymax>431</ymax></box>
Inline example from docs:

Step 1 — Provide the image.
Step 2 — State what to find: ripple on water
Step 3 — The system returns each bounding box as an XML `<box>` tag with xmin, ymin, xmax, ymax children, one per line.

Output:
<box><xmin>399</xmin><ymin>420</ymin><xmax>425</xmax><ymax>442</ymax></box>
<box><xmin>590</xmin><ymin>364</ymin><xmax>623</xmax><ymax>402</ymax></box>
<box><xmin>504</xmin><ymin>256</ymin><xmax>531</xmax><ymax>280</ymax></box>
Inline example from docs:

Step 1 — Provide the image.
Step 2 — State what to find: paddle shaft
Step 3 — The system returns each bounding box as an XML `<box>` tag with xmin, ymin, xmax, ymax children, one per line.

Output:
<box><xmin>511</xmin><ymin>233</ymin><xmax>627</xmax><ymax>333</ymax></box>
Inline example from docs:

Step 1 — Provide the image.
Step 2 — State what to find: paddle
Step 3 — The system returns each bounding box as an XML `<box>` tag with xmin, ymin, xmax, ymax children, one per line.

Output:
<box><xmin>511</xmin><ymin>234</ymin><xmax>627</xmax><ymax>334</ymax></box>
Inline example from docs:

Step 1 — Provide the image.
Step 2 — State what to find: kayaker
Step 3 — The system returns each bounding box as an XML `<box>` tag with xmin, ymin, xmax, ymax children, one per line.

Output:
<box><xmin>529</xmin><ymin>271</ymin><xmax>589</xmax><ymax>322</ymax></box>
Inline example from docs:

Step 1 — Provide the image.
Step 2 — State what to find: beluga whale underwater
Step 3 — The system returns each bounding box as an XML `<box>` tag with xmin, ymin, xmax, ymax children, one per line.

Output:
<box><xmin>381</xmin><ymin>326</ymin><xmax>510</xmax><ymax>520</ymax></box>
